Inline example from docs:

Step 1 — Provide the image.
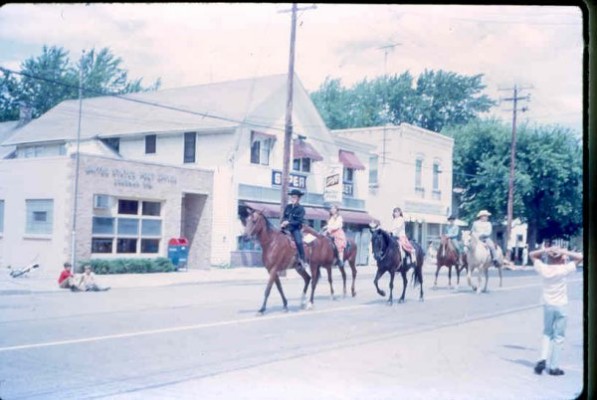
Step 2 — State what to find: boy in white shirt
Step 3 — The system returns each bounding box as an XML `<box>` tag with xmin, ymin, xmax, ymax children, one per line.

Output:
<box><xmin>529</xmin><ymin>244</ymin><xmax>583</xmax><ymax>376</ymax></box>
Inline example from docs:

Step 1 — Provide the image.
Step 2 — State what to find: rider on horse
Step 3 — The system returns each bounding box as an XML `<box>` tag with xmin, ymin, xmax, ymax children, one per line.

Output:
<box><xmin>325</xmin><ymin>204</ymin><xmax>347</xmax><ymax>268</ymax></box>
<box><xmin>471</xmin><ymin>209</ymin><xmax>500</xmax><ymax>267</ymax></box>
<box><xmin>391</xmin><ymin>207</ymin><xmax>417</xmax><ymax>266</ymax></box>
<box><xmin>443</xmin><ymin>215</ymin><xmax>462</xmax><ymax>255</ymax></box>
<box><xmin>281</xmin><ymin>189</ymin><xmax>308</xmax><ymax>271</ymax></box>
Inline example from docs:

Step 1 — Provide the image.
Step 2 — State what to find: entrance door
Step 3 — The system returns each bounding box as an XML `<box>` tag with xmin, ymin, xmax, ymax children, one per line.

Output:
<box><xmin>181</xmin><ymin>193</ymin><xmax>207</xmax><ymax>268</ymax></box>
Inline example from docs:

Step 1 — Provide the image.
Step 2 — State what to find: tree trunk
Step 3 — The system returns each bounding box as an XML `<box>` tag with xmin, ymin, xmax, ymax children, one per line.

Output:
<box><xmin>527</xmin><ymin>221</ymin><xmax>539</xmax><ymax>251</ymax></box>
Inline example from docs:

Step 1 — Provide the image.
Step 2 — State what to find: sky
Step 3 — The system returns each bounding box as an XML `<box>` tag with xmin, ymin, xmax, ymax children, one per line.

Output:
<box><xmin>0</xmin><ymin>3</ymin><xmax>584</xmax><ymax>134</ymax></box>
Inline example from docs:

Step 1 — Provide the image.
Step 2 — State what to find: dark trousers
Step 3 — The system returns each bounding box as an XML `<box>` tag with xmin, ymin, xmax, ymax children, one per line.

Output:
<box><xmin>290</xmin><ymin>229</ymin><xmax>305</xmax><ymax>261</ymax></box>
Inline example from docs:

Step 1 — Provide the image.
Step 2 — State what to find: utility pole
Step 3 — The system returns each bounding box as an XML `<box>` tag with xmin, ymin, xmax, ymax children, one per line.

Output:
<box><xmin>278</xmin><ymin>3</ymin><xmax>316</xmax><ymax>218</ymax></box>
<box><xmin>377</xmin><ymin>43</ymin><xmax>400</xmax><ymax>165</ymax></box>
<box><xmin>499</xmin><ymin>84</ymin><xmax>531</xmax><ymax>262</ymax></box>
<box><xmin>70</xmin><ymin>50</ymin><xmax>85</xmax><ymax>273</ymax></box>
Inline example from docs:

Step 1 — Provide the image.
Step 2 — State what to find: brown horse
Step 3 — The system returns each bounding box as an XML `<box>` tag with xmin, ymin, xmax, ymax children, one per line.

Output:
<box><xmin>434</xmin><ymin>235</ymin><xmax>467</xmax><ymax>289</ymax></box>
<box><xmin>301</xmin><ymin>226</ymin><xmax>358</xmax><ymax>308</ymax></box>
<box><xmin>243</xmin><ymin>209</ymin><xmax>311</xmax><ymax>314</ymax></box>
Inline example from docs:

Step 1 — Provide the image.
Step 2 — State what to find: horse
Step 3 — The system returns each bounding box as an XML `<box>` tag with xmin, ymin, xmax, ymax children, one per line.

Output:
<box><xmin>434</xmin><ymin>235</ymin><xmax>467</xmax><ymax>289</ymax></box>
<box><xmin>301</xmin><ymin>226</ymin><xmax>358</xmax><ymax>307</ymax></box>
<box><xmin>370</xmin><ymin>227</ymin><xmax>424</xmax><ymax>304</ymax></box>
<box><xmin>243</xmin><ymin>208</ymin><xmax>311</xmax><ymax>314</ymax></box>
<box><xmin>465</xmin><ymin>233</ymin><xmax>504</xmax><ymax>294</ymax></box>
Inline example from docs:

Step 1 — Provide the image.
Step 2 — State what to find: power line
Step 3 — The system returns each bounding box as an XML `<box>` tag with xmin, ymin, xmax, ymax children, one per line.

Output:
<box><xmin>1</xmin><ymin>65</ymin><xmax>511</xmax><ymax>183</ymax></box>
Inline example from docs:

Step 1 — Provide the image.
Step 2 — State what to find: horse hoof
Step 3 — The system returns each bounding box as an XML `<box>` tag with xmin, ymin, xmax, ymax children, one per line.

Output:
<box><xmin>352</xmin><ymin>291</ymin><xmax>357</xmax><ymax>298</ymax></box>
<box><xmin>257</xmin><ymin>309</ymin><xmax>265</xmax><ymax>316</ymax></box>
<box><xmin>398</xmin><ymin>299</ymin><xmax>405</xmax><ymax>304</ymax></box>
<box><xmin>379</xmin><ymin>291</ymin><xmax>386</xmax><ymax>297</ymax></box>
<box><xmin>419</xmin><ymin>298</ymin><xmax>424</xmax><ymax>302</ymax></box>
<box><xmin>386</xmin><ymin>301</ymin><xmax>393</xmax><ymax>306</ymax></box>
<box><xmin>306</xmin><ymin>302</ymin><xmax>314</xmax><ymax>310</ymax></box>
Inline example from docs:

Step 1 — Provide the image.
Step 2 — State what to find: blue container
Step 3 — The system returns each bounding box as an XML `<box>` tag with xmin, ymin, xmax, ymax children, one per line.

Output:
<box><xmin>168</xmin><ymin>238</ymin><xmax>189</xmax><ymax>270</ymax></box>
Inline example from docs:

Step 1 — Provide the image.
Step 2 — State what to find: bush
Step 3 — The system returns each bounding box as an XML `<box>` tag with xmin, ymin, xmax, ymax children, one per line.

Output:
<box><xmin>78</xmin><ymin>258</ymin><xmax>175</xmax><ymax>274</ymax></box>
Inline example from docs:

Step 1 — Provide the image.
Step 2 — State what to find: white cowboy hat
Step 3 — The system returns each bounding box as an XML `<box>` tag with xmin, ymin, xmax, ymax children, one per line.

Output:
<box><xmin>477</xmin><ymin>210</ymin><xmax>492</xmax><ymax>218</ymax></box>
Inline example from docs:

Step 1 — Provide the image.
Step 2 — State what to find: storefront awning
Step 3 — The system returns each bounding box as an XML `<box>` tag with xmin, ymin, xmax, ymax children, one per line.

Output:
<box><xmin>341</xmin><ymin>209</ymin><xmax>375</xmax><ymax>225</ymax></box>
<box><xmin>406</xmin><ymin>212</ymin><xmax>450</xmax><ymax>225</ymax></box>
<box><xmin>241</xmin><ymin>201</ymin><xmax>328</xmax><ymax>220</ymax></box>
<box><xmin>293</xmin><ymin>139</ymin><xmax>323</xmax><ymax>161</ymax></box>
<box><xmin>339</xmin><ymin>150</ymin><xmax>365</xmax><ymax>170</ymax></box>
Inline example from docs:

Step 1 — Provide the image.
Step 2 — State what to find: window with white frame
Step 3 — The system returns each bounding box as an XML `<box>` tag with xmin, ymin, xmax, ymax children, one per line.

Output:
<box><xmin>145</xmin><ymin>134</ymin><xmax>156</xmax><ymax>154</ymax></box>
<box><xmin>415</xmin><ymin>157</ymin><xmax>424</xmax><ymax>198</ymax></box>
<box><xmin>183</xmin><ymin>132</ymin><xmax>196</xmax><ymax>163</ymax></box>
<box><xmin>432</xmin><ymin>161</ymin><xmax>442</xmax><ymax>200</ymax></box>
<box><xmin>0</xmin><ymin>200</ymin><xmax>4</xmax><ymax>234</ymax></box>
<box><xmin>25</xmin><ymin>199</ymin><xmax>53</xmax><ymax>234</ymax></box>
<box><xmin>292</xmin><ymin>157</ymin><xmax>311</xmax><ymax>173</ymax></box>
<box><xmin>343</xmin><ymin>167</ymin><xmax>355</xmax><ymax>197</ymax></box>
<box><xmin>91</xmin><ymin>198</ymin><xmax>162</xmax><ymax>254</ymax></box>
<box><xmin>369</xmin><ymin>155</ymin><xmax>379</xmax><ymax>186</ymax></box>
<box><xmin>250</xmin><ymin>132</ymin><xmax>273</xmax><ymax>166</ymax></box>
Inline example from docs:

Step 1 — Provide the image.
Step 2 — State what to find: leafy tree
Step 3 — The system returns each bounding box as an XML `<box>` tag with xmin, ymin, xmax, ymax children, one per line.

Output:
<box><xmin>0</xmin><ymin>45</ymin><xmax>161</xmax><ymax>122</ymax></box>
<box><xmin>310</xmin><ymin>69</ymin><xmax>495</xmax><ymax>132</ymax></box>
<box><xmin>445</xmin><ymin>119</ymin><xmax>583</xmax><ymax>247</ymax></box>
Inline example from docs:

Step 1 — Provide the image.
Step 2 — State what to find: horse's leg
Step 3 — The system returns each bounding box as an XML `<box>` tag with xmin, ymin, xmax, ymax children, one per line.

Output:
<box><xmin>307</xmin><ymin>265</ymin><xmax>319</xmax><ymax>310</ymax></box>
<box><xmin>274</xmin><ymin>275</ymin><xmax>288</xmax><ymax>312</ymax></box>
<box><xmin>447</xmin><ymin>264</ymin><xmax>453</xmax><ymax>288</ymax></box>
<box><xmin>374</xmin><ymin>269</ymin><xmax>386</xmax><ymax>297</ymax></box>
<box><xmin>339</xmin><ymin>264</ymin><xmax>347</xmax><ymax>298</ymax></box>
<box><xmin>350</xmin><ymin>260</ymin><xmax>357</xmax><ymax>297</ymax></box>
<box><xmin>258</xmin><ymin>269</ymin><xmax>278</xmax><ymax>314</ymax></box>
<box><xmin>326</xmin><ymin>266</ymin><xmax>335</xmax><ymax>300</ymax></box>
<box><xmin>398</xmin><ymin>269</ymin><xmax>408</xmax><ymax>303</ymax></box>
<box><xmin>388</xmin><ymin>269</ymin><xmax>395</xmax><ymax>305</ymax></box>
<box><xmin>296</xmin><ymin>265</ymin><xmax>311</xmax><ymax>307</ymax></box>
<box><xmin>433</xmin><ymin>264</ymin><xmax>440</xmax><ymax>288</ymax></box>
<box><xmin>476</xmin><ymin>265</ymin><xmax>483</xmax><ymax>294</ymax></box>
<box><xmin>455</xmin><ymin>264</ymin><xmax>461</xmax><ymax>291</ymax></box>
<box><xmin>467</xmin><ymin>263</ymin><xmax>476</xmax><ymax>292</ymax></box>
<box><xmin>482</xmin><ymin>265</ymin><xmax>489</xmax><ymax>293</ymax></box>
<box><xmin>418</xmin><ymin>262</ymin><xmax>424</xmax><ymax>301</ymax></box>
<box><xmin>498</xmin><ymin>264</ymin><xmax>503</xmax><ymax>287</ymax></box>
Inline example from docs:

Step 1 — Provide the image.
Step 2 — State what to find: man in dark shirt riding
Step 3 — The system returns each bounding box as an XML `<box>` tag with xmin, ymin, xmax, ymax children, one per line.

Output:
<box><xmin>281</xmin><ymin>189</ymin><xmax>307</xmax><ymax>270</ymax></box>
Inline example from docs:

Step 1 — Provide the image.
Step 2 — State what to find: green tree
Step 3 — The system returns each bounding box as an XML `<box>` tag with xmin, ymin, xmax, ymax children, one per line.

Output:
<box><xmin>0</xmin><ymin>45</ymin><xmax>161</xmax><ymax>122</ymax></box>
<box><xmin>310</xmin><ymin>69</ymin><xmax>494</xmax><ymax>132</ymax></box>
<box><xmin>445</xmin><ymin>119</ymin><xmax>583</xmax><ymax>247</ymax></box>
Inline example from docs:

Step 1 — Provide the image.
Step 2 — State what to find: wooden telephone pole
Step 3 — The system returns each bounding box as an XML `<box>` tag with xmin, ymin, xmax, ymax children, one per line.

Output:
<box><xmin>499</xmin><ymin>84</ymin><xmax>531</xmax><ymax>261</ymax></box>
<box><xmin>279</xmin><ymin>3</ymin><xmax>316</xmax><ymax>218</ymax></box>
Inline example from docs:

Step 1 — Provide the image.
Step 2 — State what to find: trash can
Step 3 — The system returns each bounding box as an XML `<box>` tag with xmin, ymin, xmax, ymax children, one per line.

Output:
<box><xmin>168</xmin><ymin>237</ymin><xmax>189</xmax><ymax>270</ymax></box>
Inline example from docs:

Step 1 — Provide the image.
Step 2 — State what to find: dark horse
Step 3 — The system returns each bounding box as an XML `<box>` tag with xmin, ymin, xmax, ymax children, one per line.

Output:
<box><xmin>243</xmin><ymin>208</ymin><xmax>311</xmax><ymax>314</ymax></box>
<box><xmin>370</xmin><ymin>227</ymin><xmax>424</xmax><ymax>304</ymax></box>
<box><xmin>301</xmin><ymin>226</ymin><xmax>358</xmax><ymax>307</ymax></box>
<box><xmin>434</xmin><ymin>235</ymin><xmax>467</xmax><ymax>289</ymax></box>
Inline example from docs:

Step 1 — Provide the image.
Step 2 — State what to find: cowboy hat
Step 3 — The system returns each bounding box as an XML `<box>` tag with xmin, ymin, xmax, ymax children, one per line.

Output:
<box><xmin>477</xmin><ymin>210</ymin><xmax>492</xmax><ymax>218</ymax></box>
<box><xmin>288</xmin><ymin>189</ymin><xmax>304</xmax><ymax>197</ymax></box>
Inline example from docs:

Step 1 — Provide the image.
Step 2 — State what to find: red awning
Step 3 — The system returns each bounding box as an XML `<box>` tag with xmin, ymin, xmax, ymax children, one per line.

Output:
<box><xmin>293</xmin><ymin>139</ymin><xmax>323</xmax><ymax>161</ymax></box>
<box><xmin>341</xmin><ymin>209</ymin><xmax>374</xmax><ymax>225</ymax></box>
<box><xmin>339</xmin><ymin>150</ymin><xmax>365</xmax><ymax>170</ymax></box>
<box><xmin>241</xmin><ymin>201</ymin><xmax>329</xmax><ymax>220</ymax></box>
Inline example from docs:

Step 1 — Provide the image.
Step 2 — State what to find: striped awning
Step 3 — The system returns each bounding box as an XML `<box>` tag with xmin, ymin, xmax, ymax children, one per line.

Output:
<box><xmin>339</xmin><ymin>150</ymin><xmax>365</xmax><ymax>170</ymax></box>
<box><xmin>293</xmin><ymin>139</ymin><xmax>323</xmax><ymax>161</ymax></box>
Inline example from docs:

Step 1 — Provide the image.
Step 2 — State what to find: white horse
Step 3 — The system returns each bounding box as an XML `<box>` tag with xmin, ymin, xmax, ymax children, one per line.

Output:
<box><xmin>465</xmin><ymin>233</ymin><xmax>503</xmax><ymax>294</ymax></box>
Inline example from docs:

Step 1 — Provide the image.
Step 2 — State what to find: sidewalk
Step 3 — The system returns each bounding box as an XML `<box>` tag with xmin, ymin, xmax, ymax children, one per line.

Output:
<box><xmin>1</xmin><ymin>261</ymin><xmax>535</xmax><ymax>296</ymax></box>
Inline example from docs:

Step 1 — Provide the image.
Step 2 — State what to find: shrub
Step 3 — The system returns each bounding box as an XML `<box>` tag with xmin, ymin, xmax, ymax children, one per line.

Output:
<box><xmin>78</xmin><ymin>258</ymin><xmax>175</xmax><ymax>274</ymax></box>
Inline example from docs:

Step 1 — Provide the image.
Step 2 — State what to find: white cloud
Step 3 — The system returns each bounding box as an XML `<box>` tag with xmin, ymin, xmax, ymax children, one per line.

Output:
<box><xmin>0</xmin><ymin>3</ymin><xmax>583</xmax><ymax>133</ymax></box>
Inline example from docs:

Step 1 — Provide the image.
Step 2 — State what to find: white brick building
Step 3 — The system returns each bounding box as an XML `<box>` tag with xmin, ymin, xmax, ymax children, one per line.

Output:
<box><xmin>0</xmin><ymin>74</ymin><xmax>375</xmax><ymax>273</ymax></box>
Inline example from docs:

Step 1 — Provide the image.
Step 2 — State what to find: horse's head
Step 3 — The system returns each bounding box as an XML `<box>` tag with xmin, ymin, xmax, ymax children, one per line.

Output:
<box><xmin>371</xmin><ymin>228</ymin><xmax>392</xmax><ymax>262</ymax></box>
<box><xmin>243</xmin><ymin>208</ymin><xmax>268</xmax><ymax>240</ymax></box>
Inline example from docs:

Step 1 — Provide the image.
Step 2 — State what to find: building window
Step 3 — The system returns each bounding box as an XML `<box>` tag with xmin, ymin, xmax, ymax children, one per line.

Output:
<box><xmin>91</xmin><ymin>198</ymin><xmax>162</xmax><ymax>254</ymax></box>
<box><xmin>369</xmin><ymin>155</ymin><xmax>378</xmax><ymax>186</ymax></box>
<box><xmin>184</xmin><ymin>132</ymin><xmax>196</xmax><ymax>163</ymax></box>
<box><xmin>343</xmin><ymin>167</ymin><xmax>354</xmax><ymax>183</ymax></box>
<box><xmin>433</xmin><ymin>162</ymin><xmax>440</xmax><ymax>191</ymax></box>
<box><xmin>250</xmin><ymin>132</ymin><xmax>273</xmax><ymax>166</ymax></box>
<box><xmin>343</xmin><ymin>167</ymin><xmax>354</xmax><ymax>198</ymax></box>
<box><xmin>415</xmin><ymin>158</ymin><xmax>424</xmax><ymax>198</ymax></box>
<box><xmin>25</xmin><ymin>199</ymin><xmax>53</xmax><ymax>234</ymax></box>
<box><xmin>293</xmin><ymin>158</ymin><xmax>311</xmax><ymax>173</ymax></box>
<box><xmin>101</xmin><ymin>138</ymin><xmax>120</xmax><ymax>154</ymax></box>
<box><xmin>145</xmin><ymin>134</ymin><xmax>156</xmax><ymax>154</ymax></box>
<box><xmin>0</xmin><ymin>200</ymin><xmax>4</xmax><ymax>234</ymax></box>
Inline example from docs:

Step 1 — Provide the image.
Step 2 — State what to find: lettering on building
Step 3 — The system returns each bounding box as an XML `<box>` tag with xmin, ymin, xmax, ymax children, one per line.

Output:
<box><xmin>83</xmin><ymin>164</ymin><xmax>178</xmax><ymax>190</ymax></box>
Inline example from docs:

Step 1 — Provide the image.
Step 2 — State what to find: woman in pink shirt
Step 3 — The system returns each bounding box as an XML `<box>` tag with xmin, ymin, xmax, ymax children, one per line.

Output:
<box><xmin>325</xmin><ymin>205</ymin><xmax>347</xmax><ymax>268</ymax></box>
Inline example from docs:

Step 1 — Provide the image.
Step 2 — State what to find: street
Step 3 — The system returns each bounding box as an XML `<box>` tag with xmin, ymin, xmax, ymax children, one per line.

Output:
<box><xmin>0</xmin><ymin>266</ymin><xmax>585</xmax><ymax>400</ymax></box>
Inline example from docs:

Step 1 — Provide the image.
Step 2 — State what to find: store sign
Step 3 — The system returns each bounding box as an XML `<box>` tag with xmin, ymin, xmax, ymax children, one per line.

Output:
<box><xmin>324</xmin><ymin>164</ymin><xmax>343</xmax><ymax>203</ymax></box>
<box><xmin>271</xmin><ymin>170</ymin><xmax>307</xmax><ymax>189</ymax></box>
<box><xmin>84</xmin><ymin>165</ymin><xmax>177</xmax><ymax>190</ymax></box>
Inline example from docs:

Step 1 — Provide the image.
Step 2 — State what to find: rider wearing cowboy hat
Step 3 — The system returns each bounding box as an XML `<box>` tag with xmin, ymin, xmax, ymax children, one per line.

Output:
<box><xmin>443</xmin><ymin>215</ymin><xmax>462</xmax><ymax>254</ymax></box>
<box><xmin>471</xmin><ymin>209</ymin><xmax>499</xmax><ymax>266</ymax></box>
<box><xmin>281</xmin><ymin>189</ymin><xmax>307</xmax><ymax>270</ymax></box>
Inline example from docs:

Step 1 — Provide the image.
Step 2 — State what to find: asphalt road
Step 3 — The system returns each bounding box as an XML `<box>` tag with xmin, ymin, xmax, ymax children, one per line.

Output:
<box><xmin>0</xmin><ymin>267</ymin><xmax>585</xmax><ymax>400</ymax></box>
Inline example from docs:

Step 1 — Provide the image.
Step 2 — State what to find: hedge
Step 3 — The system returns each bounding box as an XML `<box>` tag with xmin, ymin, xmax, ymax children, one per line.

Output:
<box><xmin>78</xmin><ymin>258</ymin><xmax>176</xmax><ymax>274</ymax></box>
